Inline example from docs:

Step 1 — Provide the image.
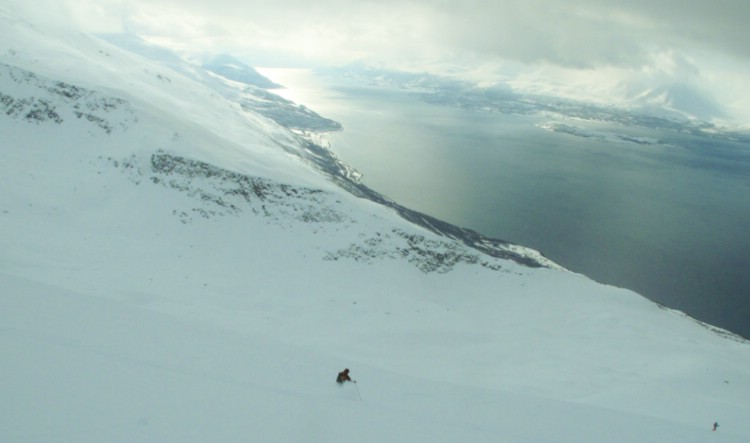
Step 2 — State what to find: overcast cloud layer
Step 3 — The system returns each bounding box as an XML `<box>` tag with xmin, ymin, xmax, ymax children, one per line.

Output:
<box><xmin>6</xmin><ymin>0</ymin><xmax>750</xmax><ymax>123</ymax></box>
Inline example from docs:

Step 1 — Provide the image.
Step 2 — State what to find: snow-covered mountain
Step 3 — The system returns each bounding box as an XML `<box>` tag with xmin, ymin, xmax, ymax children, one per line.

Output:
<box><xmin>202</xmin><ymin>54</ymin><xmax>282</xmax><ymax>90</ymax></box>
<box><xmin>319</xmin><ymin>62</ymin><xmax>750</xmax><ymax>143</ymax></box>
<box><xmin>2</xmin><ymin>6</ymin><xmax>750</xmax><ymax>443</ymax></box>
<box><xmin>615</xmin><ymin>81</ymin><xmax>726</xmax><ymax>122</ymax></box>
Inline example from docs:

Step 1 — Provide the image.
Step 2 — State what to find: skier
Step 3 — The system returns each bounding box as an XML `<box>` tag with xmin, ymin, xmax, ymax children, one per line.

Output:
<box><xmin>336</xmin><ymin>368</ymin><xmax>355</xmax><ymax>384</ymax></box>
<box><xmin>713</xmin><ymin>422</ymin><xmax>719</xmax><ymax>431</ymax></box>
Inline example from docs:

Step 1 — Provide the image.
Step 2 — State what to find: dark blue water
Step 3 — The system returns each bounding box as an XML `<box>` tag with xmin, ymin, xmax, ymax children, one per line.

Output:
<box><xmin>267</xmin><ymin>70</ymin><xmax>750</xmax><ymax>339</ymax></box>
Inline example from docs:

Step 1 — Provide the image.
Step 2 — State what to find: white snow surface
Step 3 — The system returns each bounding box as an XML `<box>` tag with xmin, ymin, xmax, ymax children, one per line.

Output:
<box><xmin>2</xmin><ymin>7</ymin><xmax>749</xmax><ymax>443</ymax></box>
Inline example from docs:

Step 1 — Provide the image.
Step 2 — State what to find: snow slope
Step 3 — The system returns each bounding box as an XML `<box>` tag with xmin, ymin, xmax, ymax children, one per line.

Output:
<box><xmin>2</xmin><ymin>7</ymin><xmax>749</xmax><ymax>442</ymax></box>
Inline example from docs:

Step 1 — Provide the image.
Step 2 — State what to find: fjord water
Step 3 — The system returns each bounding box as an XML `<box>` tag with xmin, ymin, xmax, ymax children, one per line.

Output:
<box><xmin>262</xmin><ymin>69</ymin><xmax>750</xmax><ymax>339</ymax></box>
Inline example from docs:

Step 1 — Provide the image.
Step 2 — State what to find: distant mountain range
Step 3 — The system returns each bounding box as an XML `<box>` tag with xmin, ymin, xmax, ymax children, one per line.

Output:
<box><xmin>318</xmin><ymin>63</ymin><xmax>750</xmax><ymax>144</ymax></box>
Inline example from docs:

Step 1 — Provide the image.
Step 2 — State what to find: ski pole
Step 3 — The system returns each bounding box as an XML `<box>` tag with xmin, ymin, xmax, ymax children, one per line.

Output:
<box><xmin>353</xmin><ymin>381</ymin><xmax>362</xmax><ymax>401</ymax></box>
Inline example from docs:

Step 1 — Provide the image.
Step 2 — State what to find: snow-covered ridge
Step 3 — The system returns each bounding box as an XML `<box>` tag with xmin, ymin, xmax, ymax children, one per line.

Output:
<box><xmin>1</xmin><ymin>62</ymin><xmax>137</xmax><ymax>133</ymax></box>
<box><xmin>116</xmin><ymin>151</ymin><xmax>352</xmax><ymax>226</ymax></box>
<box><xmin>202</xmin><ymin>53</ymin><xmax>282</xmax><ymax>90</ymax></box>
<box><xmin>107</xmin><ymin>149</ymin><xmax>539</xmax><ymax>275</ymax></box>
<box><xmin>100</xmin><ymin>34</ymin><xmax>342</xmax><ymax>133</ymax></box>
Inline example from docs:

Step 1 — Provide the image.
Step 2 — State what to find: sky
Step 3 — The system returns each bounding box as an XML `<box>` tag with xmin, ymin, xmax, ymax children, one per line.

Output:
<box><xmin>6</xmin><ymin>0</ymin><xmax>750</xmax><ymax>124</ymax></box>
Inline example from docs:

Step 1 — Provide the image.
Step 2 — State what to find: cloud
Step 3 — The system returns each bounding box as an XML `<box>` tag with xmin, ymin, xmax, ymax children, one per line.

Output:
<box><xmin>19</xmin><ymin>0</ymin><xmax>750</xmax><ymax>69</ymax></box>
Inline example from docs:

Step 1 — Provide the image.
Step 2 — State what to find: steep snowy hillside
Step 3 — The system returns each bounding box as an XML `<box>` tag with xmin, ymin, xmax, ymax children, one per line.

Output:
<box><xmin>2</xmin><ymin>7</ymin><xmax>750</xmax><ymax>443</ymax></box>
